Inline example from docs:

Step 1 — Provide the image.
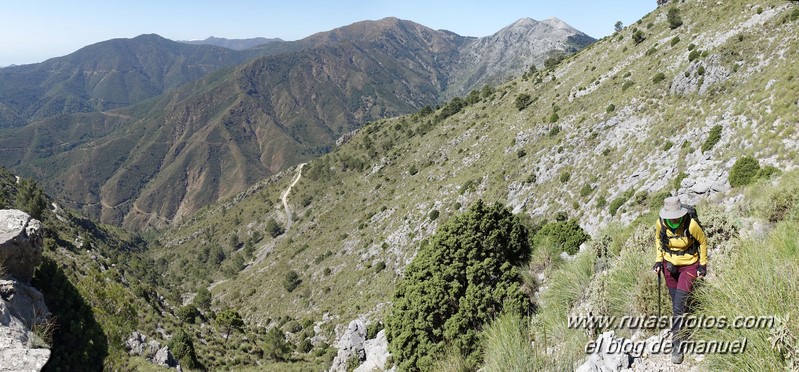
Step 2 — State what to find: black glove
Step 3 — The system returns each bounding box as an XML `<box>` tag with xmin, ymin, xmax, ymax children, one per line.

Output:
<box><xmin>697</xmin><ymin>265</ymin><xmax>707</xmax><ymax>277</ymax></box>
<box><xmin>652</xmin><ymin>262</ymin><xmax>663</xmax><ymax>274</ymax></box>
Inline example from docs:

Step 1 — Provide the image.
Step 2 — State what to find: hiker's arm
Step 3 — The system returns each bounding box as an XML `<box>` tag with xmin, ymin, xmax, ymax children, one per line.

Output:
<box><xmin>654</xmin><ymin>220</ymin><xmax>664</xmax><ymax>262</ymax></box>
<box><xmin>690</xmin><ymin>219</ymin><xmax>708</xmax><ymax>266</ymax></box>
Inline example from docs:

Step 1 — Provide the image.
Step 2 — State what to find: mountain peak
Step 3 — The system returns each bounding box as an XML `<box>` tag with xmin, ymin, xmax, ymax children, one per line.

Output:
<box><xmin>542</xmin><ymin>17</ymin><xmax>577</xmax><ymax>32</ymax></box>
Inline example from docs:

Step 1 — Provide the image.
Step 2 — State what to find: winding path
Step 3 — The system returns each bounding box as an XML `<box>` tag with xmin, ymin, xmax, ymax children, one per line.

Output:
<box><xmin>280</xmin><ymin>163</ymin><xmax>306</xmax><ymax>232</ymax></box>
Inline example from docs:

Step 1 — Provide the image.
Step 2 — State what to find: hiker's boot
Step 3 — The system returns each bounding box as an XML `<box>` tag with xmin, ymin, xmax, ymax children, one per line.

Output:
<box><xmin>671</xmin><ymin>351</ymin><xmax>684</xmax><ymax>364</ymax></box>
<box><xmin>670</xmin><ymin>289</ymin><xmax>688</xmax><ymax>364</ymax></box>
<box><xmin>671</xmin><ymin>333</ymin><xmax>684</xmax><ymax>364</ymax></box>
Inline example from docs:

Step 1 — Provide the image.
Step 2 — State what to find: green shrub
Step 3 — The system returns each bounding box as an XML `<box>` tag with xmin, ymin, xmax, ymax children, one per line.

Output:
<box><xmin>670</xmin><ymin>36</ymin><xmax>680</xmax><ymax>47</ymax></box>
<box><xmin>609</xmin><ymin>197</ymin><xmax>627</xmax><ymax>216</ymax></box>
<box><xmin>702</xmin><ymin>125</ymin><xmax>723</xmax><ymax>152</ymax></box>
<box><xmin>409</xmin><ymin>164</ymin><xmax>419</xmax><ymax>176</ymax></box>
<box><xmin>580</xmin><ymin>183</ymin><xmax>594</xmax><ymax>197</ymax></box>
<box><xmin>517</xmin><ymin>149</ymin><xmax>527</xmax><ymax>158</ymax></box>
<box><xmin>758</xmin><ymin>165</ymin><xmax>780</xmax><ymax>180</ymax></box>
<box><xmin>533</xmin><ymin>219</ymin><xmax>590</xmax><ymax>255</ymax></box>
<box><xmin>729</xmin><ymin>156</ymin><xmax>761</xmax><ymax>187</ymax></box>
<box><xmin>597</xmin><ymin>195</ymin><xmax>607</xmax><ymax>209</ymax></box>
<box><xmin>621</xmin><ymin>80</ymin><xmax>635</xmax><ymax>92</ymax></box>
<box><xmin>632</xmin><ymin>29</ymin><xmax>646</xmax><ymax>44</ymax></box>
<box><xmin>606</xmin><ymin>104</ymin><xmax>616</xmax><ymax>113</ymax></box>
<box><xmin>266</xmin><ymin>218</ymin><xmax>284</xmax><ymax>238</ymax></box>
<box><xmin>667</xmin><ymin>7</ymin><xmax>683</xmax><ymax>29</ymax></box>
<box><xmin>283</xmin><ymin>270</ymin><xmax>301</xmax><ymax>292</ymax></box>
<box><xmin>373</xmin><ymin>261</ymin><xmax>387</xmax><ymax>273</ymax></box>
<box><xmin>168</xmin><ymin>328</ymin><xmax>199</xmax><ymax>368</ymax></box>
<box><xmin>263</xmin><ymin>327</ymin><xmax>291</xmax><ymax>361</ymax></box>
<box><xmin>386</xmin><ymin>201</ymin><xmax>531</xmax><ymax>371</ymax></box>
<box><xmin>697</xmin><ymin>65</ymin><xmax>706</xmax><ymax>76</ymax></box>
<box><xmin>177</xmin><ymin>305</ymin><xmax>199</xmax><ymax>324</ymax></box>
<box><xmin>688</xmin><ymin>43</ymin><xmax>696</xmax><ymax>51</ymax></box>
<box><xmin>652</xmin><ymin>72</ymin><xmax>666</xmax><ymax>84</ymax></box>
<box><xmin>297</xmin><ymin>338</ymin><xmax>313</xmax><ymax>353</ymax></box>
<box><xmin>688</xmin><ymin>50</ymin><xmax>701</xmax><ymax>62</ymax></box>
<box><xmin>560</xmin><ymin>172</ymin><xmax>571</xmax><ymax>183</ymax></box>
<box><xmin>549</xmin><ymin>113</ymin><xmax>559</xmax><ymax>123</ymax></box>
<box><xmin>515</xmin><ymin>94</ymin><xmax>533</xmax><ymax>111</ymax></box>
<box><xmin>646</xmin><ymin>47</ymin><xmax>658</xmax><ymax>56</ymax></box>
<box><xmin>429</xmin><ymin>209</ymin><xmax>440</xmax><ymax>221</ymax></box>
<box><xmin>548</xmin><ymin>125</ymin><xmax>561</xmax><ymax>137</ymax></box>
<box><xmin>662</xmin><ymin>141</ymin><xmax>674</xmax><ymax>151</ymax></box>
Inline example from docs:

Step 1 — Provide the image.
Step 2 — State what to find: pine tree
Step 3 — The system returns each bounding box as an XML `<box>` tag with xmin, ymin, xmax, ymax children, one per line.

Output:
<box><xmin>15</xmin><ymin>178</ymin><xmax>47</xmax><ymax>220</ymax></box>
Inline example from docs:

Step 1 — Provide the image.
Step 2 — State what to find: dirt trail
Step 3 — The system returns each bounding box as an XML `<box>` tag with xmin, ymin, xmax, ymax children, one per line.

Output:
<box><xmin>280</xmin><ymin>163</ymin><xmax>306</xmax><ymax>232</ymax></box>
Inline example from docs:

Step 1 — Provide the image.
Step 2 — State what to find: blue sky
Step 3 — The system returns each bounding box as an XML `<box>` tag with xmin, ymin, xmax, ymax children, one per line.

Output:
<box><xmin>1</xmin><ymin>1</ymin><xmax>655</xmax><ymax>66</ymax></box>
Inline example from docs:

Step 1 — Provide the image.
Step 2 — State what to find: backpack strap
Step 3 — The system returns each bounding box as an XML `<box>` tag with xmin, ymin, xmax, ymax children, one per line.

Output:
<box><xmin>659</xmin><ymin>217</ymin><xmax>699</xmax><ymax>256</ymax></box>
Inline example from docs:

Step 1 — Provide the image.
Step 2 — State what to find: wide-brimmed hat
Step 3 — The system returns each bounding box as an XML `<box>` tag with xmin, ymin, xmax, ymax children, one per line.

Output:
<box><xmin>659</xmin><ymin>196</ymin><xmax>688</xmax><ymax>219</ymax></box>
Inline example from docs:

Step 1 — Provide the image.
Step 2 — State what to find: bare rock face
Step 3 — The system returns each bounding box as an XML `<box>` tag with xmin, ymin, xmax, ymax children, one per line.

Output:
<box><xmin>0</xmin><ymin>210</ymin><xmax>44</xmax><ymax>284</ymax></box>
<box><xmin>0</xmin><ymin>211</ymin><xmax>50</xmax><ymax>371</ymax></box>
<box><xmin>329</xmin><ymin>319</ymin><xmax>367</xmax><ymax>372</ymax></box>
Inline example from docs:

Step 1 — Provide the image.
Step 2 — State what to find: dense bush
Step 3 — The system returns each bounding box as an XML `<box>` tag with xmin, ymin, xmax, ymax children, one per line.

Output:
<box><xmin>609</xmin><ymin>196</ymin><xmax>627</xmax><ymax>216</ymax></box>
<box><xmin>168</xmin><ymin>328</ymin><xmax>199</xmax><ymax>368</ymax></box>
<box><xmin>283</xmin><ymin>270</ymin><xmax>302</xmax><ymax>292</ymax></box>
<box><xmin>652</xmin><ymin>72</ymin><xmax>666</xmax><ymax>84</ymax></box>
<box><xmin>702</xmin><ymin>125</ymin><xmax>723</xmax><ymax>152</ymax></box>
<box><xmin>532</xmin><ymin>219</ymin><xmax>590</xmax><ymax>255</ymax></box>
<box><xmin>580</xmin><ymin>183</ymin><xmax>594</xmax><ymax>197</ymax></box>
<box><xmin>386</xmin><ymin>201</ymin><xmax>531</xmax><ymax>371</ymax></box>
<box><xmin>622</xmin><ymin>80</ymin><xmax>635</xmax><ymax>92</ymax></box>
<box><xmin>515</xmin><ymin>94</ymin><xmax>533</xmax><ymax>111</ymax></box>
<box><xmin>729</xmin><ymin>156</ymin><xmax>761</xmax><ymax>187</ymax></box>
<box><xmin>266</xmin><ymin>218</ymin><xmax>284</xmax><ymax>238</ymax></box>
<box><xmin>263</xmin><ymin>327</ymin><xmax>291</xmax><ymax>361</ymax></box>
<box><xmin>632</xmin><ymin>29</ymin><xmax>646</xmax><ymax>44</ymax></box>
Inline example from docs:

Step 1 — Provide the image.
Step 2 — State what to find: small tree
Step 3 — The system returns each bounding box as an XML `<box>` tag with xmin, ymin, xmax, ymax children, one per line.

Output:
<box><xmin>283</xmin><ymin>270</ymin><xmax>301</xmax><ymax>292</ymax></box>
<box><xmin>168</xmin><ymin>328</ymin><xmax>199</xmax><ymax>368</ymax></box>
<box><xmin>264</xmin><ymin>327</ymin><xmax>291</xmax><ymax>361</ymax></box>
<box><xmin>667</xmin><ymin>7</ymin><xmax>684</xmax><ymax>29</ymax></box>
<box><xmin>216</xmin><ymin>308</ymin><xmax>245</xmax><ymax>343</ymax></box>
<box><xmin>614</xmin><ymin>21</ymin><xmax>624</xmax><ymax>33</ymax></box>
<box><xmin>15</xmin><ymin>178</ymin><xmax>47</xmax><ymax>220</ymax></box>
<box><xmin>266</xmin><ymin>218</ymin><xmax>284</xmax><ymax>238</ymax></box>
<box><xmin>193</xmin><ymin>287</ymin><xmax>212</xmax><ymax>310</ymax></box>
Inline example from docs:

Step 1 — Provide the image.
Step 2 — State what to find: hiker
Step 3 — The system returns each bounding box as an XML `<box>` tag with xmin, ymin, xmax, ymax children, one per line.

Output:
<box><xmin>652</xmin><ymin>196</ymin><xmax>707</xmax><ymax>365</ymax></box>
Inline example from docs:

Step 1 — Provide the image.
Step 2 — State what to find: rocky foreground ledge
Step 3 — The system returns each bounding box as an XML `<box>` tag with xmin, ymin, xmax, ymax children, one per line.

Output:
<box><xmin>0</xmin><ymin>209</ymin><xmax>51</xmax><ymax>371</ymax></box>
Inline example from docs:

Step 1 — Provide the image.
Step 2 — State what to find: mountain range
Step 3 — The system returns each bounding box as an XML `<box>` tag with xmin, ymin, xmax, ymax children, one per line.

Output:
<box><xmin>178</xmin><ymin>36</ymin><xmax>283</xmax><ymax>50</ymax></box>
<box><xmin>0</xmin><ymin>17</ymin><xmax>594</xmax><ymax>229</ymax></box>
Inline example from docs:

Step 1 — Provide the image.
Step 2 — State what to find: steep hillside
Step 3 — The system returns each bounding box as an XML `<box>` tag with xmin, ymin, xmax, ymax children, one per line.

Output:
<box><xmin>2</xmin><ymin>17</ymin><xmax>590</xmax><ymax>230</ymax></box>
<box><xmin>0</xmin><ymin>34</ymin><xmax>249</xmax><ymax>127</ymax></box>
<box><xmin>149</xmin><ymin>0</ymin><xmax>799</xmax><ymax>369</ymax></box>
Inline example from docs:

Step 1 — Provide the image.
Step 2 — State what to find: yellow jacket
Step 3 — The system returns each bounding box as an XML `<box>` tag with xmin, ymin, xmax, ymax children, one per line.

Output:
<box><xmin>655</xmin><ymin>218</ymin><xmax>708</xmax><ymax>266</ymax></box>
